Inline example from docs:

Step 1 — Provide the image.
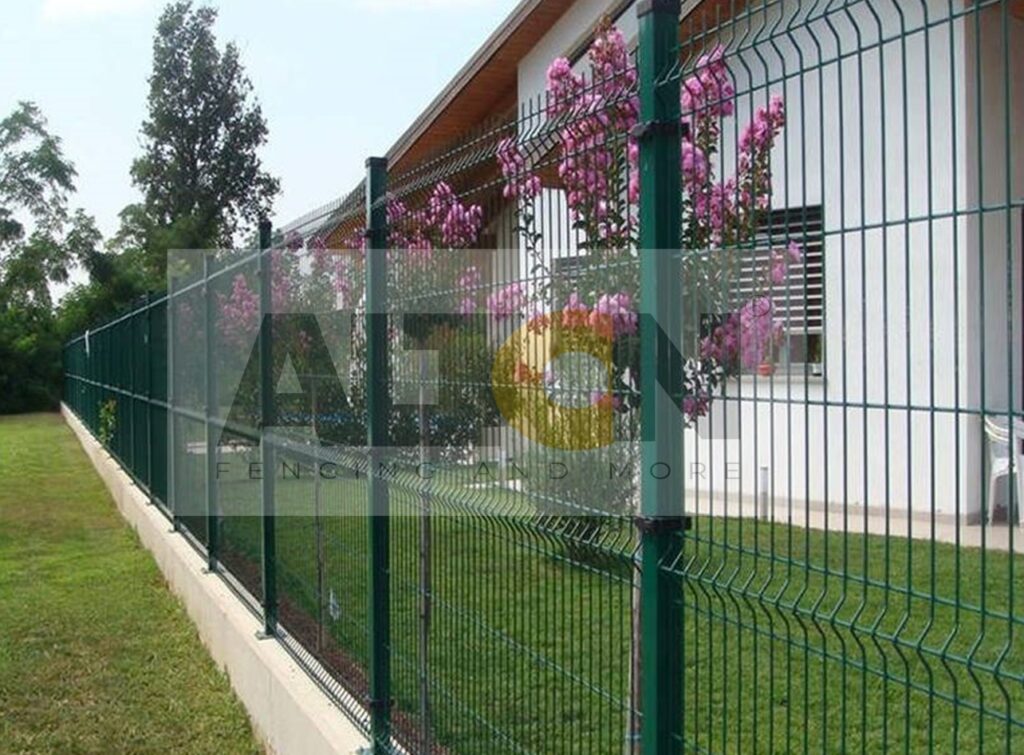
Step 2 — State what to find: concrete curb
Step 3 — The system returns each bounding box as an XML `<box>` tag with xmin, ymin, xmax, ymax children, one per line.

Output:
<box><xmin>62</xmin><ymin>404</ymin><xmax>368</xmax><ymax>755</ymax></box>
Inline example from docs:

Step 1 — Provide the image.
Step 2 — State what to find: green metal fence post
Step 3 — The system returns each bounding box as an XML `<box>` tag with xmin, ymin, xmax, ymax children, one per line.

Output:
<box><xmin>168</xmin><ymin>274</ymin><xmax>179</xmax><ymax>530</ymax></box>
<box><xmin>365</xmin><ymin>156</ymin><xmax>392</xmax><ymax>753</ymax></box>
<box><xmin>204</xmin><ymin>254</ymin><xmax>219</xmax><ymax>572</ymax></box>
<box><xmin>636</xmin><ymin>1</ymin><xmax>684</xmax><ymax>753</ymax></box>
<box><xmin>258</xmin><ymin>219</ymin><xmax>278</xmax><ymax>636</ymax></box>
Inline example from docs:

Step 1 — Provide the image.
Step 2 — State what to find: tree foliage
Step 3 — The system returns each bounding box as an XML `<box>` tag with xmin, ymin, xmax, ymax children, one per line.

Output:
<box><xmin>0</xmin><ymin>102</ymin><xmax>85</xmax><ymax>310</ymax></box>
<box><xmin>126</xmin><ymin>1</ymin><xmax>279</xmax><ymax>278</ymax></box>
<box><xmin>0</xmin><ymin>102</ymin><xmax>105</xmax><ymax>412</ymax></box>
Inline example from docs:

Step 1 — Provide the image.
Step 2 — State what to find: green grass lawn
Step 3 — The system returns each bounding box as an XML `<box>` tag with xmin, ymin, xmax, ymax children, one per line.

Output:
<box><xmin>199</xmin><ymin>447</ymin><xmax>1024</xmax><ymax>754</ymax></box>
<box><xmin>0</xmin><ymin>413</ymin><xmax>261</xmax><ymax>755</ymax></box>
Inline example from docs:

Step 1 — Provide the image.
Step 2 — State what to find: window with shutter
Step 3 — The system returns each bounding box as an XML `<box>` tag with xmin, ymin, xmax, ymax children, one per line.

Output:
<box><xmin>733</xmin><ymin>205</ymin><xmax>825</xmax><ymax>370</ymax></box>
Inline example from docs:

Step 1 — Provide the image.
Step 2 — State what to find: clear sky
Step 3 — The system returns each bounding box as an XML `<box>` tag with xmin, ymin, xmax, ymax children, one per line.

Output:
<box><xmin>0</xmin><ymin>0</ymin><xmax>516</xmax><ymax>242</ymax></box>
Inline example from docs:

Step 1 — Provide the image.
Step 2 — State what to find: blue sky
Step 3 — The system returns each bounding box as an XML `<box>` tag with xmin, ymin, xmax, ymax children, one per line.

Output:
<box><xmin>0</xmin><ymin>0</ymin><xmax>516</xmax><ymax>241</ymax></box>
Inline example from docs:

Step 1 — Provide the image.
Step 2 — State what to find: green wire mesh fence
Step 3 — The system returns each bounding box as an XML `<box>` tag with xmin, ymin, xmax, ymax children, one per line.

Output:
<box><xmin>63</xmin><ymin>1</ymin><xmax>1023</xmax><ymax>752</ymax></box>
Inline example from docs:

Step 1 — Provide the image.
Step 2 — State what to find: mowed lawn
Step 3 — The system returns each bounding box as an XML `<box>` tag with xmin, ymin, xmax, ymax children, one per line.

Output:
<box><xmin>0</xmin><ymin>414</ymin><xmax>260</xmax><ymax>754</ymax></box>
<box><xmin>204</xmin><ymin>454</ymin><xmax>1024</xmax><ymax>754</ymax></box>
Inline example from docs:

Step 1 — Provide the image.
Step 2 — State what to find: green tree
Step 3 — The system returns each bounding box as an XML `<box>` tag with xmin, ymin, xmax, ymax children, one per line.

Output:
<box><xmin>0</xmin><ymin>102</ymin><xmax>100</xmax><ymax>412</ymax></box>
<box><xmin>0</xmin><ymin>102</ymin><xmax>81</xmax><ymax>309</ymax></box>
<box><xmin>124</xmin><ymin>1</ymin><xmax>279</xmax><ymax>279</ymax></box>
<box><xmin>55</xmin><ymin>246</ymin><xmax>150</xmax><ymax>343</ymax></box>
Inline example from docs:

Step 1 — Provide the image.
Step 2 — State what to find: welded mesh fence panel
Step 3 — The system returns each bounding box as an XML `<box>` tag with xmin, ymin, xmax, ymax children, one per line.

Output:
<box><xmin>657</xmin><ymin>1</ymin><xmax>1024</xmax><ymax>752</ymax></box>
<box><xmin>371</xmin><ymin>44</ymin><xmax>645</xmax><ymax>749</ymax></box>
<box><xmin>210</xmin><ymin>250</ymin><xmax>265</xmax><ymax>604</ymax></box>
<box><xmin>61</xmin><ymin>1</ymin><xmax>1024</xmax><ymax>752</ymax></box>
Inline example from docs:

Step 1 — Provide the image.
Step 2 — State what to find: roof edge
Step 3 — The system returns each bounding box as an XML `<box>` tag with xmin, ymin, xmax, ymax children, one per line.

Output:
<box><xmin>384</xmin><ymin>0</ymin><xmax>547</xmax><ymax>167</ymax></box>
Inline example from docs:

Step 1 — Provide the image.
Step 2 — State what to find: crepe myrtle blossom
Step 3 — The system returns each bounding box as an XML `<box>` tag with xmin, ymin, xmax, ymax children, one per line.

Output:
<box><xmin>685</xmin><ymin>98</ymin><xmax>787</xmax><ymax>246</ymax></box>
<box><xmin>739</xmin><ymin>96</ymin><xmax>786</xmax><ymax>163</ymax></box>
<box><xmin>770</xmin><ymin>242</ymin><xmax>803</xmax><ymax>286</ymax></box>
<box><xmin>735</xmin><ymin>95</ymin><xmax>786</xmax><ymax>216</ymax></box>
<box><xmin>497</xmin><ymin>138</ymin><xmax>542</xmax><ymax>200</ymax></box>
<box><xmin>537</xmin><ymin>32</ymin><xmax>788</xmax><ymax>252</ymax></box>
<box><xmin>387</xmin><ymin>196</ymin><xmax>432</xmax><ymax>259</ymax></box>
<box><xmin>457</xmin><ymin>265</ymin><xmax>482</xmax><ymax>290</ymax></box>
<box><xmin>487</xmin><ymin>282</ymin><xmax>527</xmax><ymax>321</ymax></box>
<box><xmin>308</xmin><ymin>233</ymin><xmax>332</xmax><ymax>274</ymax></box>
<box><xmin>680</xmin><ymin>46</ymin><xmax>735</xmax><ymax>119</ymax></box>
<box><xmin>588</xmin><ymin>23</ymin><xmax>636</xmax><ymax>90</ymax></box>
<box><xmin>701</xmin><ymin>296</ymin><xmax>783</xmax><ymax>371</ymax></box>
<box><xmin>452</xmin><ymin>266</ymin><xmax>484</xmax><ymax>315</ymax></box>
<box><xmin>592</xmin><ymin>291</ymin><xmax>638</xmax><ymax>337</ymax></box>
<box><xmin>546</xmin><ymin>57</ymin><xmax>584</xmax><ymax>118</ymax></box>
<box><xmin>219</xmin><ymin>273</ymin><xmax>259</xmax><ymax>349</ymax></box>
<box><xmin>545</xmin><ymin>21</ymin><xmax>639</xmax><ymax>246</ymax></box>
<box><xmin>219</xmin><ymin>250</ymin><xmax>292</xmax><ymax>341</ymax></box>
<box><xmin>681</xmin><ymin>141</ymin><xmax>710</xmax><ymax>186</ymax></box>
<box><xmin>493</xmin><ymin>28</ymin><xmax>797</xmax><ymax>429</ymax></box>
<box><xmin>428</xmin><ymin>182</ymin><xmax>484</xmax><ymax>249</ymax></box>
<box><xmin>270</xmin><ymin>249</ymin><xmax>295</xmax><ymax>312</ymax></box>
<box><xmin>627</xmin><ymin>140</ymin><xmax>641</xmax><ymax>204</ymax></box>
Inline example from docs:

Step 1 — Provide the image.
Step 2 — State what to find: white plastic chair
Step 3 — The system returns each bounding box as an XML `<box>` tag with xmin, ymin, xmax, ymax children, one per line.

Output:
<box><xmin>983</xmin><ymin>416</ymin><xmax>1024</xmax><ymax>526</ymax></box>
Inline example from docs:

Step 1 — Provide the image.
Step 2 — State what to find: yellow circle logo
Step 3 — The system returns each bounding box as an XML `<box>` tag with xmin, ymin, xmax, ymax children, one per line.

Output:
<box><xmin>491</xmin><ymin>310</ymin><xmax>617</xmax><ymax>451</ymax></box>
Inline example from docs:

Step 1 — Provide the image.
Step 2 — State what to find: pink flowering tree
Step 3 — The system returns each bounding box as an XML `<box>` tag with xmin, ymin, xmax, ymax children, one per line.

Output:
<box><xmin>495</xmin><ymin>22</ymin><xmax>804</xmax><ymax>426</ymax></box>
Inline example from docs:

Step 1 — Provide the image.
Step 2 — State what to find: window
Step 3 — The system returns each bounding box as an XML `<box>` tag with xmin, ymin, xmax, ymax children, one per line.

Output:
<box><xmin>551</xmin><ymin>206</ymin><xmax>826</xmax><ymax>372</ymax></box>
<box><xmin>733</xmin><ymin>205</ymin><xmax>825</xmax><ymax>370</ymax></box>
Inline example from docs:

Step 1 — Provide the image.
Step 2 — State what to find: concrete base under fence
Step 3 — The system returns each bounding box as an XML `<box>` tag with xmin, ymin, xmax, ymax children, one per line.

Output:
<box><xmin>62</xmin><ymin>404</ymin><xmax>368</xmax><ymax>755</ymax></box>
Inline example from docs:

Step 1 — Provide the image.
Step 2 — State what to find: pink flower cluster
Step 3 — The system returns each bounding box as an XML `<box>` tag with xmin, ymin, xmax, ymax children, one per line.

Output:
<box><xmin>497</xmin><ymin>138</ymin><xmax>542</xmax><ymax>200</ymax></box>
<box><xmin>457</xmin><ymin>265</ymin><xmax>481</xmax><ymax>290</ymax></box>
<box><xmin>514</xmin><ymin>290</ymin><xmax>637</xmax><ymax>340</ymax></box>
<box><xmin>736</xmin><ymin>95</ymin><xmax>786</xmax><ymax>213</ymax></box>
<box><xmin>388</xmin><ymin>197</ymin><xmax>432</xmax><ymax>258</ymax></box>
<box><xmin>427</xmin><ymin>182</ymin><xmax>484</xmax><ymax>249</ymax></box>
<box><xmin>770</xmin><ymin>242</ymin><xmax>803</xmax><ymax>285</ymax></box>
<box><xmin>593</xmin><ymin>291</ymin><xmax>638</xmax><ymax>337</ymax></box>
<box><xmin>589</xmin><ymin>22</ymin><xmax>635</xmax><ymax>86</ymax></box>
<box><xmin>701</xmin><ymin>297</ymin><xmax>783</xmax><ymax>370</ymax></box>
<box><xmin>559</xmin><ymin>291</ymin><xmax>591</xmax><ymax>330</ymax></box>
<box><xmin>687</xmin><ymin>96</ymin><xmax>786</xmax><ymax>245</ymax></box>
<box><xmin>546</xmin><ymin>23</ymin><xmax>639</xmax><ymax>245</ymax></box>
<box><xmin>270</xmin><ymin>250</ymin><xmax>294</xmax><ymax>312</ymax></box>
<box><xmin>681</xmin><ymin>141</ymin><xmax>710</xmax><ymax>186</ymax></box>
<box><xmin>547</xmin><ymin>58</ymin><xmax>584</xmax><ymax>118</ymax></box>
<box><xmin>680</xmin><ymin>47</ymin><xmax>735</xmax><ymax>121</ymax></box>
<box><xmin>486</xmin><ymin>282</ymin><xmax>527</xmax><ymax>321</ymax></box>
<box><xmin>219</xmin><ymin>273</ymin><xmax>259</xmax><ymax>349</ymax></box>
<box><xmin>678</xmin><ymin>46</ymin><xmax>732</xmax><ymax>207</ymax></box>
<box><xmin>739</xmin><ymin>96</ymin><xmax>786</xmax><ymax>163</ymax></box>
